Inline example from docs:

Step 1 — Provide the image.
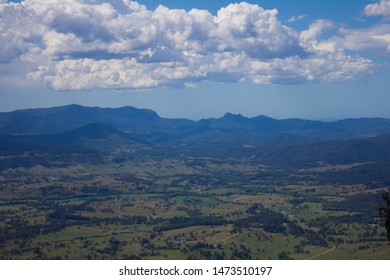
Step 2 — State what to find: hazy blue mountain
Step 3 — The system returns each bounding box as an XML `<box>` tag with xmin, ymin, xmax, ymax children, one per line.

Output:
<box><xmin>197</xmin><ymin>113</ymin><xmax>390</xmax><ymax>140</ymax></box>
<box><xmin>0</xmin><ymin>104</ymin><xmax>194</xmax><ymax>140</ymax></box>
<box><xmin>1</xmin><ymin>105</ymin><xmax>390</xmax><ymax>170</ymax></box>
<box><xmin>254</xmin><ymin>134</ymin><xmax>390</xmax><ymax>166</ymax></box>
<box><xmin>1</xmin><ymin>122</ymin><xmax>134</xmax><ymax>144</ymax></box>
<box><xmin>2</xmin><ymin>105</ymin><xmax>390</xmax><ymax>145</ymax></box>
<box><xmin>0</xmin><ymin>122</ymin><xmax>148</xmax><ymax>155</ymax></box>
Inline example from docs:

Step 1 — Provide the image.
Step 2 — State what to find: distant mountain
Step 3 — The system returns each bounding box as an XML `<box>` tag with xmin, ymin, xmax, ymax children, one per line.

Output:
<box><xmin>1</xmin><ymin>105</ymin><xmax>390</xmax><ymax>171</ymax></box>
<box><xmin>55</xmin><ymin>122</ymin><xmax>128</xmax><ymax>142</ymax></box>
<box><xmin>197</xmin><ymin>113</ymin><xmax>390</xmax><ymax>140</ymax></box>
<box><xmin>198</xmin><ymin>113</ymin><xmax>331</xmax><ymax>134</ymax></box>
<box><xmin>0</xmin><ymin>104</ymin><xmax>194</xmax><ymax>140</ymax></box>
<box><xmin>0</xmin><ymin>122</ymin><xmax>148</xmax><ymax>155</ymax></box>
<box><xmin>0</xmin><ymin>122</ymin><xmax>142</xmax><ymax>170</ymax></box>
<box><xmin>2</xmin><ymin>105</ymin><xmax>390</xmax><ymax>146</ymax></box>
<box><xmin>255</xmin><ymin>134</ymin><xmax>390</xmax><ymax>167</ymax></box>
<box><xmin>1</xmin><ymin>122</ymin><xmax>130</xmax><ymax>142</ymax></box>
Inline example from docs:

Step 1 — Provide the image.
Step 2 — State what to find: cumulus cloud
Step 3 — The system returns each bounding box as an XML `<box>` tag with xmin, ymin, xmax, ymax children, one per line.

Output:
<box><xmin>364</xmin><ymin>0</ymin><xmax>390</xmax><ymax>16</ymax></box>
<box><xmin>0</xmin><ymin>0</ymin><xmax>375</xmax><ymax>90</ymax></box>
<box><xmin>0</xmin><ymin>1</ymin><xmax>48</xmax><ymax>63</ymax></box>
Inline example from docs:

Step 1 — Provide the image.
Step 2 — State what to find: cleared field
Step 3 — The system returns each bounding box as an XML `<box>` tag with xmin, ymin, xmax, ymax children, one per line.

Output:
<box><xmin>0</xmin><ymin>156</ymin><xmax>389</xmax><ymax>260</ymax></box>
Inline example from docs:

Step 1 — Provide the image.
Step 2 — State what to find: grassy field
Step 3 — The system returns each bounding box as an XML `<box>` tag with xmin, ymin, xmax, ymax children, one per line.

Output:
<box><xmin>0</xmin><ymin>156</ymin><xmax>389</xmax><ymax>260</ymax></box>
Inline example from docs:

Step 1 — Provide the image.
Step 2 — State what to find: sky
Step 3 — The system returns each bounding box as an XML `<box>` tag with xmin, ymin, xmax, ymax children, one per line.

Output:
<box><xmin>0</xmin><ymin>0</ymin><xmax>389</xmax><ymax>120</ymax></box>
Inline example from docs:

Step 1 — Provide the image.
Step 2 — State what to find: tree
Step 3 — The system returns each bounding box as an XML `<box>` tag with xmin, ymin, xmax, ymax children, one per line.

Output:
<box><xmin>378</xmin><ymin>192</ymin><xmax>390</xmax><ymax>243</ymax></box>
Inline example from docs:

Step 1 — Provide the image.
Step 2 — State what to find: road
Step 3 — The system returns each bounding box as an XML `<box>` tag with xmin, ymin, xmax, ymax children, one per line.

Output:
<box><xmin>223</xmin><ymin>233</ymin><xmax>240</xmax><ymax>244</ymax></box>
<box><xmin>305</xmin><ymin>246</ymin><xmax>336</xmax><ymax>260</ymax></box>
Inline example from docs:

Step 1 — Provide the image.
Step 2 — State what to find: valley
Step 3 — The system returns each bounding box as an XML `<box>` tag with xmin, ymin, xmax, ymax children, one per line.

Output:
<box><xmin>0</xmin><ymin>105</ymin><xmax>389</xmax><ymax>260</ymax></box>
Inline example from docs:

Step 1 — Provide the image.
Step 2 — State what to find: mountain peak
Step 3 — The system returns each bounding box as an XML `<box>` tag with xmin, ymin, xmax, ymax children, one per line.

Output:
<box><xmin>222</xmin><ymin>113</ymin><xmax>247</xmax><ymax>120</ymax></box>
<box><xmin>253</xmin><ymin>114</ymin><xmax>275</xmax><ymax>120</ymax></box>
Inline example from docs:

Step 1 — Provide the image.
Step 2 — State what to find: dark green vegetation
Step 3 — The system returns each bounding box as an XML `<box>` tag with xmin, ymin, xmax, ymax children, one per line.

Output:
<box><xmin>379</xmin><ymin>192</ymin><xmax>390</xmax><ymax>242</ymax></box>
<box><xmin>1</xmin><ymin>105</ymin><xmax>390</xmax><ymax>259</ymax></box>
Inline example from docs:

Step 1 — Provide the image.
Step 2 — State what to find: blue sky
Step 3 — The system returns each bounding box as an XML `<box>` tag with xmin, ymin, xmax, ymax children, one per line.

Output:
<box><xmin>1</xmin><ymin>0</ymin><xmax>389</xmax><ymax>120</ymax></box>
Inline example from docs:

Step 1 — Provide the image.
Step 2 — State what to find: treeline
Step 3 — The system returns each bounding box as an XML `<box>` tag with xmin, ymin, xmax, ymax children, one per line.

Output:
<box><xmin>233</xmin><ymin>206</ymin><xmax>287</xmax><ymax>233</ymax></box>
<box><xmin>0</xmin><ymin>218</ymin><xmax>70</xmax><ymax>243</ymax></box>
<box><xmin>154</xmin><ymin>215</ymin><xmax>226</xmax><ymax>232</ymax></box>
<box><xmin>323</xmin><ymin>193</ymin><xmax>383</xmax><ymax>214</ymax></box>
<box><xmin>0</xmin><ymin>139</ymin><xmax>103</xmax><ymax>171</ymax></box>
<box><xmin>315</xmin><ymin>161</ymin><xmax>390</xmax><ymax>187</ymax></box>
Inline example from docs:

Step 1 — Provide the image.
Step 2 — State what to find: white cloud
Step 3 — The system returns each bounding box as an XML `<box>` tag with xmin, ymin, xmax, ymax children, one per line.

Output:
<box><xmin>339</xmin><ymin>24</ymin><xmax>390</xmax><ymax>52</ymax></box>
<box><xmin>0</xmin><ymin>0</ymin><xmax>376</xmax><ymax>90</ymax></box>
<box><xmin>287</xmin><ymin>14</ymin><xmax>307</xmax><ymax>23</ymax></box>
<box><xmin>336</xmin><ymin>1</ymin><xmax>390</xmax><ymax>54</ymax></box>
<box><xmin>0</xmin><ymin>1</ymin><xmax>48</xmax><ymax>63</ymax></box>
<box><xmin>299</xmin><ymin>20</ymin><xmax>340</xmax><ymax>55</ymax></box>
<box><xmin>300</xmin><ymin>20</ymin><xmax>334</xmax><ymax>44</ymax></box>
<box><xmin>364</xmin><ymin>0</ymin><xmax>390</xmax><ymax>16</ymax></box>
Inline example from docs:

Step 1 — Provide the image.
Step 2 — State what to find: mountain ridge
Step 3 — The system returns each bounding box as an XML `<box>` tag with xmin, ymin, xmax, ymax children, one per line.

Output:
<box><xmin>1</xmin><ymin>105</ymin><xmax>390</xmax><ymax>169</ymax></box>
<box><xmin>1</xmin><ymin>104</ymin><xmax>390</xmax><ymax>144</ymax></box>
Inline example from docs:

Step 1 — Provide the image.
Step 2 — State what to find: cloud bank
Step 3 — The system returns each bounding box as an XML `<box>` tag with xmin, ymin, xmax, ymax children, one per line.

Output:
<box><xmin>0</xmin><ymin>0</ymin><xmax>380</xmax><ymax>90</ymax></box>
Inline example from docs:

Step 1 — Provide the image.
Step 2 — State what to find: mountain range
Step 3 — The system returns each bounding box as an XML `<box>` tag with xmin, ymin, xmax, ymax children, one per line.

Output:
<box><xmin>1</xmin><ymin>104</ymin><xmax>390</xmax><ymax>143</ymax></box>
<box><xmin>1</xmin><ymin>104</ymin><xmax>390</xmax><ymax>168</ymax></box>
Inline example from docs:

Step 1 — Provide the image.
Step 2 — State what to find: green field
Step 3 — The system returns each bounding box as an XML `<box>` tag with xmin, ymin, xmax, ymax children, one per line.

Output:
<box><xmin>0</xmin><ymin>155</ymin><xmax>389</xmax><ymax>260</ymax></box>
